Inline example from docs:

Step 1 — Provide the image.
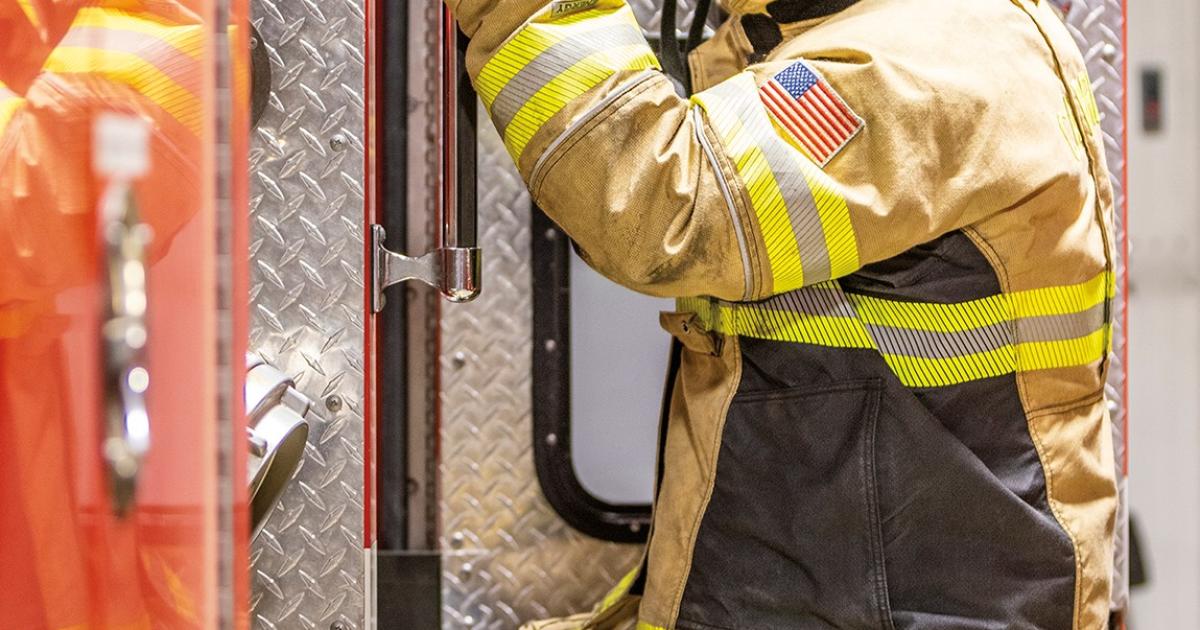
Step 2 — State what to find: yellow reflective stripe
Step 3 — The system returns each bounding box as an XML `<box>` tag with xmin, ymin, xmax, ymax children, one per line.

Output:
<box><xmin>680</xmin><ymin>271</ymin><xmax>1112</xmax><ymax>388</ymax></box>
<box><xmin>853</xmin><ymin>292</ymin><xmax>1011</xmax><ymax>333</ymax></box>
<box><xmin>1018</xmin><ymin>326</ymin><xmax>1108</xmax><ymax>372</ymax></box>
<box><xmin>502</xmin><ymin>45</ymin><xmax>658</xmax><ymax>161</ymax></box>
<box><xmin>679</xmin><ymin>293</ymin><xmax>874</xmax><ymax>349</ymax></box>
<box><xmin>475</xmin><ymin>5</ymin><xmax>626</xmax><ymax>109</ymax></box>
<box><xmin>636</xmin><ymin>623</ymin><xmax>667</xmax><ymax>630</ymax></box>
<box><xmin>808</xmin><ymin>166</ymin><xmax>858</xmax><ymax>279</ymax></box>
<box><xmin>1009</xmin><ymin>271</ymin><xmax>1109</xmax><ymax>318</ymax></box>
<box><xmin>882</xmin><ymin>345</ymin><xmax>1017</xmax><ymax>388</ymax></box>
<box><xmin>17</xmin><ymin>0</ymin><xmax>41</xmax><ymax>31</ymax></box>
<box><xmin>748</xmin><ymin>309</ymin><xmax>875</xmax><ymax>348</ymax></box>
<box><xmin>71</xmin><ymin>7</ymin><xmax>203</xmax><ymax>59</ymax></box>
<box><xmin>595</xmin><ymin>566</ymin><xmax>639</xmax><ymax>615</ymax></box>
<box><xmin>43</xmin><ymin>47</ymin><xmax>200</xmax><ymax>135</ymax></box>
<box><xmin>854</xmin><ymin>272</ymin><xmax>1111</xmax><ymax>333</ymax></box>
<box><xmin>0</xmin><ymin>91</ymin><xmax>23</xmax><ymax>134</ymax></box>
<box><xmin>694</xmin><ymin>78</ymin><xmax>806</xmax><ymax>290</ymax></box>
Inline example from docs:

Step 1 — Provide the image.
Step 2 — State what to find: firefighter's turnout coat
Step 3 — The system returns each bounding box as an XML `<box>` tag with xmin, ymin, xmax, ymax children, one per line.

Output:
<box><xmin>451</xmin><ymin>0</ymin><xmax>1119</xmax><ymax>627</ymax></box>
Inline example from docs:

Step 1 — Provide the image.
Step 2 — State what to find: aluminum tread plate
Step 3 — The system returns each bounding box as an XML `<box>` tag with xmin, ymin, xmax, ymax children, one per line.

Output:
<box><xmin>438</xmin><ymin>108</ymin><xmax>643</xmax><ymax>630</ymax></box>
<box><xmin>247</xmin><ymin>0</ymin><xmax>368</xmax><ymax>626</ymax></box>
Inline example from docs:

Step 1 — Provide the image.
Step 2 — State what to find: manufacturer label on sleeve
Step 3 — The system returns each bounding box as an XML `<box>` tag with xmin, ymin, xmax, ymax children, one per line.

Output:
<box><xmin>551</xmin><ymin>0</ymin><xmax>599</xmax><ymax>18</ymax></box>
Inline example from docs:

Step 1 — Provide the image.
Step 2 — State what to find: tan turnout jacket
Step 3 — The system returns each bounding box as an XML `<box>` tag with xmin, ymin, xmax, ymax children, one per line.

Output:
<box><xmin>450</xmin><ymin>0</ymin><xmax>1120</xmax><ymax>627</ymax></box>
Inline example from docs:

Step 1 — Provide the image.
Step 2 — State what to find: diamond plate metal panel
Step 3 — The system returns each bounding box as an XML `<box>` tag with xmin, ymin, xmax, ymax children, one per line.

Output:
<box><xmin>247</xmin><ymin>0</ymin><xmax>368</xmax><ymax>625</ymax></box>
<box><xmin>438</xmin><ymin>113</ymin><xmax>642</xmax><ymax>630</ymax></box>
<box><xmin>1062</xmin><ymin>0</ymin><xmax>1130</xmax><ymax>612</ymax></box>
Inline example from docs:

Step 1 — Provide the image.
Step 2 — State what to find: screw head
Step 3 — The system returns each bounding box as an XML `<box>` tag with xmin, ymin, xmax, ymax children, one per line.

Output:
<box><xmin>331</xmin><ymin>622</ymin><xmax>349</xmax><ymax>630</ymax></box>
<box><xmin>249</xmin><ymin>36</ymin><xmax>259</xmax><ymax>49</ymax></box>
<box><xmin>325</xmin><ymin>395</ymin><xmax>343</xmax><ymax>413</ymax></box>
<box><xmin>1102</xmin><ymin>43</ymin><xmax>1118</xmax><ymax>63</ymax></box>
<box><xmin>329</xmin><ymin>135</ymin><xmax>346</xmax><ymax>151</ymax></box>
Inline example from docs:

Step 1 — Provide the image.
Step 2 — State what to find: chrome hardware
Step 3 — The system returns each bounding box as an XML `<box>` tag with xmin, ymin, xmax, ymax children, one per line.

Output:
<box><xmin>95</xmin><ymin>113</ymin><xmax>153</xmax><ymax>518</ymax></box>
<box><xmin>245</xmin><ymin>355</ymin><xmax>318</xmax><ymax>537</ymax></box>
<box><xmin>99</xmin><ymin>182</ymin><xmax>152</xmax><ymax>518</ymax></box>
<box><xmin>371</xmin><ymin>225</ymin><xmax>481</xmax><ymax>312</ymax></box>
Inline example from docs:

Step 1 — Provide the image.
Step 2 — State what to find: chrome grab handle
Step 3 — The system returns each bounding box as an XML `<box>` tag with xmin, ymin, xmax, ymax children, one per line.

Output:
<box><xmin>99</xmin><ymin>181</ymin><xmax>152</xmax><ymax>518</ymax></box>
<box><xmin>371</xmin><ymin>226</ymin><xmax>481</xmax><ymax>311</ymax></box>
<box><xmin>371</xmin><ymin>12</ymin><xmax>481</xmax><ymax>312</ymax></box>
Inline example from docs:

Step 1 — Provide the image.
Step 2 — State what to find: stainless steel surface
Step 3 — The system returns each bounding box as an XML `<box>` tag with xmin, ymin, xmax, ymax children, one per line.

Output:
<box><xmin>96</xmin><ymin>146</ymin><xmax>152</xmax><ymax>518</ymax></box>
<box><xmin>1061</xmin><ymin>0</ymin><xmax>1130</xmax><ymax>613</ymax></box>
<box><xmin>373</xmin><ymin>225</ymin><xmax>482</xmax><ymax>312</ymax></box>
<box><xmin>247</xmin><ymin>0</ymin><xmax>369</xmax><ymax>623</ymax></box>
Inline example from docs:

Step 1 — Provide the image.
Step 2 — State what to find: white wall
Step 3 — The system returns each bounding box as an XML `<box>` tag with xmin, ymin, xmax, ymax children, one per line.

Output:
<box><xmin>1126</xmin><ymin>1</ymin><xmax>1200</xmax><ymax>627</ymax></box>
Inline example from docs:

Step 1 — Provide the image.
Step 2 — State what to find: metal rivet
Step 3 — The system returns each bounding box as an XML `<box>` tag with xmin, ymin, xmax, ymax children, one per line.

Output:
<box><xmin>329</xmin><ymin>135</ymin><xmax>346</xmax><ymax>151</ymax></box>
<box><xmin>450</xmin><ymin>531</ymin><xmax>465</xmax><ymax>548</ymax></box>
<box><xmin>331</xmin><ymin>622</ymin><xmax>348</xmax><ymax>630</ymax></box>
<box><xmin>545</xmin><ymin>433</ymin><xmax>558</xmax><ymax>447</ymax></box>
<box><xmin>544</xmin><ymin>339</ymin><xmax>557</xmax><ymax>352</ymax></box>
<box><xmin>249</xmin><ymin>36</ymin><xmax>259</xmax><ymax>50</ymax></box>
<box><xmin>463</xmin><ymin>615</ymin><xmax>476</xmax><ymax>626</ymax></box>
<box><xmin>545</xmin><ymin>228</ymin><xmax>558</xmax><ymax>240</ymax></box>
<box><xmin>452</xmin><ymin>352</ymin><xmax>467</xmax><ymax>369</ymax></box>
<box><xmin>461</xmin><ymin>562</ymin><xmax>474</xmax><ymax>576</ymax></box>
<box><xmin>1102</xmin><ymin>44</ymin><xmax>1118</xmax><ymax>63</ymax></box>
<box><xmin>325</xmin><ymin>395</ymin><xmax>343</xmax><ymax>413</ymax></box>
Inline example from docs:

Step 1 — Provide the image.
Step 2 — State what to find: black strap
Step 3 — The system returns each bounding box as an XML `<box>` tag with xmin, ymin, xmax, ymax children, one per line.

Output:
<box><xmin>660</xmin><ymin>0</ymin><xmax>714</xmax><ymax>95</ymax></box>
<box><xmin>659</xmin><ymin>0</ymin><xmax>688</xmax><ymax>93</ymax></box>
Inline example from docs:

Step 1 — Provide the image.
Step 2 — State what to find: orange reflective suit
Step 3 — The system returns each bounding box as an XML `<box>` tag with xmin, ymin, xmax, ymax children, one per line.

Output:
<box><xmin>0</xmin><ymin>2</ymin><xmax>206</xmax><ymax>627</ymax></box>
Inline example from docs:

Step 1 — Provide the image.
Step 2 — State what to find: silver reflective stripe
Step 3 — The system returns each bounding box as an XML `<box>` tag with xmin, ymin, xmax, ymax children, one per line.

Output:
<box><xmin>755</xmin><ymin>281</ymin><xmax>857</xmax><ymax>318</ymax></box>
<box><xmin>530</xmin><ymin>69</ymin><xmax>659</xmax><ymax>184</ymax></box>
<box><xmin>694</xmin><ymin>107</ymin><xmax>754</xmax><ymax>302</ymax></box>
<box><xmin>863</xmin><ymin>302</ymin><xmax>1107</xmax><ymax>360</ymax></box>
<box><xmin>489</xmin><ymin>23</ymin><xmax>647</xmax><ymax>137</ymax></box>
<box><xmin>699</xmin><ymin>78</ymin><xmax>834</xmax><ymax>285</ymax></box>
<box><xmin>866</xmin><ymin>321</ymin><xmax>1013</xmax><ymax>360</ymax></box>
<box><xmin>1017</xmin><ymin>302</ymin><xmax>1107</xmax><ymax>343</ymax></box>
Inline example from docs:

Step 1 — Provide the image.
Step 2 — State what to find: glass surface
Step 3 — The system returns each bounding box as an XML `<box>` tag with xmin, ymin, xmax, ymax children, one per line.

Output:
<box><xmin>568</xmin><ymin>250</ymin><xmax>671</xmax><ymax>506</ymax></box>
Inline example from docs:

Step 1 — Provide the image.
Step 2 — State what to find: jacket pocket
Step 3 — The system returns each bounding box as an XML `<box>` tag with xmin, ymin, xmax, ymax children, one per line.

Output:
<box><xmin>676</xmin><ymin>379</ymin><xmax>894</xmax><ymax>630</ymax></box>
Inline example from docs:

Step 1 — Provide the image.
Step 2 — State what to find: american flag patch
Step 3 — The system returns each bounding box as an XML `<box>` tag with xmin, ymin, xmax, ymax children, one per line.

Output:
<box><xmin>759</xmin><ymin>61</ymin><xmax>864</xmax><ymax>166</ymax></box>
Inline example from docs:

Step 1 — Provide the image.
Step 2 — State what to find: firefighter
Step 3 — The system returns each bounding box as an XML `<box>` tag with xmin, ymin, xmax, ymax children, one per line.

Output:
<box><xmin>1</xmin><ymin>1</ymin><xmax>206</xmax><ymax>626</ymax></box>
<box><xmin>448</xmin><ymin>0</ymin><xmax>1119</xmax><ymax>628</ymax></box>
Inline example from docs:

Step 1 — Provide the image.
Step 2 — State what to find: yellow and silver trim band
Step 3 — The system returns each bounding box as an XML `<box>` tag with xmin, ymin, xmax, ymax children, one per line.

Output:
<box><xmin>692</xmin><ymin>73</ymin><xmax>860</xmax><ymax>293</ymax></box>
<box><xmin>476</xmin><ymin>0</ymin><xmax>660</xmax><ymax>163</ymax></box>
<box><xmin>680</xmin><ymin>272</ymin><xmax>1114</xmax><ymax>388</ymax></box>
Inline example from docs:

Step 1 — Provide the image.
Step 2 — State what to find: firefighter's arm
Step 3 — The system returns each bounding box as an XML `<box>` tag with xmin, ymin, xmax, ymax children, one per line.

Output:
<box><xmin>451</xmin><ymin>1</ymin><xmax>1023</xmax><ymax>300</ymax></box>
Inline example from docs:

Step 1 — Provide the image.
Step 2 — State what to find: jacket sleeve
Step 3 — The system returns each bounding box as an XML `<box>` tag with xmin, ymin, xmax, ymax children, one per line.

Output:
<box><xmin>450</xmin><ymin>0</ymin><xmax>1024</xmax><ymax>301</ymax></box>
